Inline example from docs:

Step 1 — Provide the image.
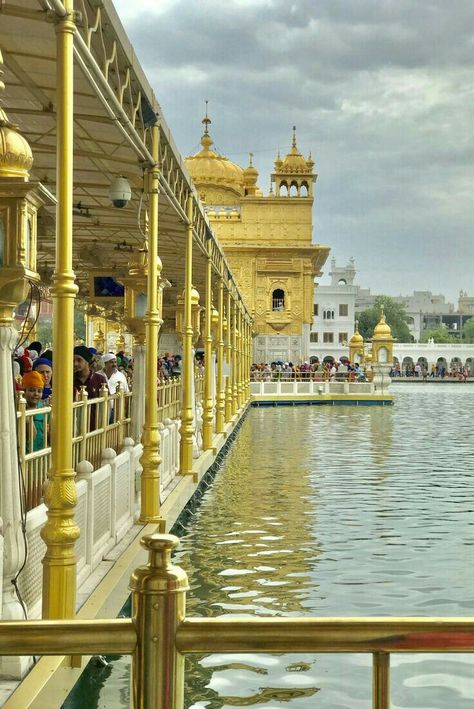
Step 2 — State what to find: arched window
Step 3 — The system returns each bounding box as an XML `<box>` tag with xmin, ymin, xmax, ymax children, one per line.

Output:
<box><xmin>300</xmin><ymin>182</ymin><xmax>308</xmax><ymax>197</ymax></box>
<box><xmin>272</xmin><ymin>289</ymin><xmax>285</xmax><ymax>311</ymax></box>
<box><xmin>279</xmin><ymin>182</ymin><xmax>288</xmax><ymax>197</ymax></box>
<box><xmin>289</xmin><ymin>183</ymin><xmax>298</xmax><ymax>197</ymax></box>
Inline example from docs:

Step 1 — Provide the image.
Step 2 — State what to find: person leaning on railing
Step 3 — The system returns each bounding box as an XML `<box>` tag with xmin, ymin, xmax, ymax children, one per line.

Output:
<box><xmin>21</xmin><ymin>371</ymin><xmax>49</xmax><ymax>452</ymax></box>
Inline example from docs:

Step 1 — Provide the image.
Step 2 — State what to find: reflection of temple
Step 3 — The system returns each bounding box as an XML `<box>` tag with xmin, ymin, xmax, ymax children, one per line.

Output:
<box><xmin>185</xmin><ymin>117</ymin><xmax>329</xmax><ymax>364</ymax></box>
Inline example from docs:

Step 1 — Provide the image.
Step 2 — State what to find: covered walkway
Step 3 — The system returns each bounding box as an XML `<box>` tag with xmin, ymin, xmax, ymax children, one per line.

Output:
<box><xmin>0</xmin><ymin>0</ymin><xmax>252</xmax><ymax>690</ymax></box>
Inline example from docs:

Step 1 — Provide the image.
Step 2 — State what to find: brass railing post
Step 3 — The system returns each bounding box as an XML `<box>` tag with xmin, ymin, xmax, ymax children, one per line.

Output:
<box><xmin>139</xmin><ymin>123</ymin><xmax>164</xmax><ymax>524</ymax></box>
<box><xmin>130</xmin><ymin>533</ymin><xmax>189</xmax><ymax>709</ymax></box>
<box><xmin>41</xmin><ymin>0</ymin><xmax>80</xmax><ymax>619</ymax></box>
<box><xmin>202</xmin><ymin>240</ymin><xmax>213</xmax><ymax>449</ymax></box>
<box><xmin>373</xmin><ymin>652</ymin><xmax>389</xmax><ymax>709</ymax></box>
<box><xmin>215</xmin><ymin>277</ymin><xmax>225</xmax><ymax>433</ymax></box>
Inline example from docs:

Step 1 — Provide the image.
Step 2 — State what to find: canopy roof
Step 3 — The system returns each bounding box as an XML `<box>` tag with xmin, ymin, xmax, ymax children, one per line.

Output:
<box><xmin>0</xmin><ymin>0</ymin><xmax>249</xmax><ymax>328</ymax></box>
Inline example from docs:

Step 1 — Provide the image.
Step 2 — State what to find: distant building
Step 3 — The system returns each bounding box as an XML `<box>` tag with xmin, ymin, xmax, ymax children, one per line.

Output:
<box><xmin>310</xmin><ymin>259</ymin><xmax>473</xmax><ymax>360</ymax></box>
<box><xmin>354</xmin><ymin>290</ymin><xmax>454</xmax><ymax>341</ymax></box>
<box><xmin>309</xmin><ymin>258</ymin><xmax>357</xmax><ymax>361</ymax></box>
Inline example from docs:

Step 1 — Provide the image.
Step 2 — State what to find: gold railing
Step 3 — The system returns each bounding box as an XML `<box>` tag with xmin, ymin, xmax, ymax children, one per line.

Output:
<box><xmin>17</xmin><ymin>385</ymin><xmax>132</xmax><ymax>512</ymax></box>
<box><xmin>2</xmin><ymin>534</ymin><xmax>474</xmax><ymax>709</ymax></box>
<box><xmin>194</xmin><ymin>371</ymin><xmax>204</xmax><ymax>404</ymax></box>
<box><xmin>157</xmin><ymin>376</ymin><xmax>182</xmax><ymax>422</ymax></box>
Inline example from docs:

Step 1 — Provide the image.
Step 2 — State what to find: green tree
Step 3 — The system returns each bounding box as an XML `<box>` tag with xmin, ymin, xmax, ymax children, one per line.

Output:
<box><xmin>462</xmin><ymin>316</ymin><xmax>474</xmax><ymax>343</ymax></box>
<box><xmin>357</xmin><ymin>296</ymin><xmax>412</xmax><ymax>342</ymax></box>
<box><xmin>420</xmin><ymin>327</ymin><xmax>455</xmax><ymax>344</ymax></box>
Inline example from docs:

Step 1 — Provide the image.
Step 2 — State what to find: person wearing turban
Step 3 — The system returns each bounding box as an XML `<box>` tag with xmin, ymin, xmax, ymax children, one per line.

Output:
<box><xmin>21</xmin><ymin>371</ymin><xmax>48</xmax><ymax>452</ymax></box>
<box><xmin>33</xmin><ymin>357</ymin><xmax>53</xmax><ymax>401</ymax></box>
<box><xmin>73</xmin><ymin>345</ymin><xmax>107</xmax><ymax>430</ymax></box>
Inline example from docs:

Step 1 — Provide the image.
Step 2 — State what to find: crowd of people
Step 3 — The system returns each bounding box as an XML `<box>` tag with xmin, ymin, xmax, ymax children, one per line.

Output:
<box><xmin>390</xmin><ymin>361</ymin><xmax>471</xmax><ymax>380</ymax></box>
<box><xmin>251</xmin><ymin>360</ymin><xmax>367</xmax><ymax>381</ymax></box>
<box><xmin>13</xmin><ymin>342</ymin><xmax>188</xmax><ymax>451</ymax></box>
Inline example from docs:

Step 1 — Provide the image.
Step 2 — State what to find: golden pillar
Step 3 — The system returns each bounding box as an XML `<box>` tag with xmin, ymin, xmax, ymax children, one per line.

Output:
<box><xmin>215</xmin><ymin>278</ymin><xmax>225</xmax><ymax>433</ymax></box>
<box><xmin>179</xmin><ymin>196</ymin><xmax>195</xmax><ymax>474</ymax></box>
<box><xmin>202</xmin><ymin>241</ymin><xmax>213</xmax><ymax>450</ymax></box>
<box><xmin>237</xmin><ymin>304</ymin><xmax>244</xmax><ymax>408</ymax></box>
<box><xmin>41</xmin><ymin>1</ymin><xmax>80</xmax><ymax>619</ymax></box>
<box><xmin>139</xmin><ymin>124</ymin><xmax>163</xmax><ymax>524</ymax></box>
<box><xmin>247</xmin><ymin>318</ymin><xmax>252</xmax><ymax>399</ymax></box>
<box><xmin>224</xmin><ymin>284</ymin><xmax>233</xmax><ymax>423</ymax></box>
<box><xmin>231</xmin><ymin>295</ymin><xmax>238</xmax><ymax>415</ymax></box>
<box><xmin>244</xmin><ymin>316</ymin><xmax>250</xmax><ymax>401</ymax></box>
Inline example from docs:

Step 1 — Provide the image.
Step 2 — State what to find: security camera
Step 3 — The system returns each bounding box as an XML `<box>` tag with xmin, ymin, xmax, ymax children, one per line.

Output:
<box><xmin>109</xmin><ymin>176</ymin><xmax>131</xmax><ymax>208</ymax></box>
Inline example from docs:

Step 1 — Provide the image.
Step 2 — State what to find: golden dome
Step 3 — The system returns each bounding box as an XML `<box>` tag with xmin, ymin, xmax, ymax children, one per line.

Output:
<box><xmin>277</xmin><ymin>126</ymin><xmax>313</xmax><ymax>175</ymax></box>
<box><xmin>243</xmin><ymin>153</ymin><xmax>258</xmax><ymax>186</ymax></box>
<box><xmin>185</xmin><ymin>113</ymin><xmax>244</xmax><ymax>201</ymax></box>
<box><xmin>373</xmin><ymin>308</ymin><xmax>393</xmax><ymax>338</ymax></box>
<box><xmin>0</xmin><ymin>51</ymin><xmax>33</xmax><ymax>179</ymax></box>
<box><xmin>349</xmin><ymin>320</ymin><xmax>363</xmax><ymax>345</ymax></box>
<box><xmin>0</xmin><ymin>124</ymin><xmax>33</xmax><ymax>179</ymax></box>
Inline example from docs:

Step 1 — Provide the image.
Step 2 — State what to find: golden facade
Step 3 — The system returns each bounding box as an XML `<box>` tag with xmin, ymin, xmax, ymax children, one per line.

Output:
<box><xmin>185</xmin><ymin>117</ymin><xmax>329</xmax><ymax>362</ymax></box>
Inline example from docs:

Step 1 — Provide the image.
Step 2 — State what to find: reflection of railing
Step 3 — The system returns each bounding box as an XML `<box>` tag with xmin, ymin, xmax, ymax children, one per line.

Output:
<box><xmin>157</xmin><ymin>377</ymin><xmax>182</xmax><ymax>422</ymax></box>
<box><xmin>4</xmin><ymin>535</ymin><xmax>474</xmax><ymax>709</ymax></box>
<box><xmin>17</xmin><ymin>386</ymin><xmax>132</xmax><ymax>513</ymax></box>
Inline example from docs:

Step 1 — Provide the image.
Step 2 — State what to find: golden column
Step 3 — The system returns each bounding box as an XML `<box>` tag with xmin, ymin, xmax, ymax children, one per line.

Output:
<box><xmin>202</xmin><ymin>240</ymin><xmax>214</xmax><ymax>450</ymax></box>
<box><xmin>215</xmin><ymin>277</ymin><xmax>225</xmax><ymax>433</ymax></box>
<box><xmin>41</xmin><ymin>1</ymin><xmax>80</xmax><ymax>619</ymax></box>
<box><xmin>237</xmin><ymin>303</ymin><xmax>244</xmax><ymax>408</ymax></box>
<box><xmin>224</xmin><ymin>284</ymin><xmax>233</xmax><ymax>422</ymax></box>
<box><xmin>244</xmin><ymin>316</ymin><xmax>250</xmax><ymax>401</ymax></box>
<box><xmin>179</xmin><ymin>196</ymin><xmax>195</xmax><ymax>474</ymax></box>
<box><xmin>139</xmin><ymin>124</ymin><xmax>163</xmax><ymax>524</ymax></box>
<box><xmin>232</xmin><ymin>295</ymin><xmax>238</xmax><ymax>415</ymax></box>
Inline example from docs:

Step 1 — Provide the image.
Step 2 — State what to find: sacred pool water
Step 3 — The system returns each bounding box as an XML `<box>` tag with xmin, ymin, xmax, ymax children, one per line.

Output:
<box><xmin>66</xmin><ymin>384</ymin><xmax>474</xmax><ymax>708</ymax></box>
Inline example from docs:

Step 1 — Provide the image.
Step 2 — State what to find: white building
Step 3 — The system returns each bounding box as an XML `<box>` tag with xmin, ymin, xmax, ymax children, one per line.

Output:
<box><xmin>309</xmin><ymin>258</ymin><xmax>357</xmax><ymax>361</ymax></box>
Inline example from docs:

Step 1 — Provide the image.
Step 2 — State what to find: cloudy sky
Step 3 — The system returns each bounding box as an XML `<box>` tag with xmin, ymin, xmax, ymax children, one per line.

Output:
<box><xmin>114</xmin><ymin>0</ymin><xmax>473</xmax><ymax>304</ymax></box>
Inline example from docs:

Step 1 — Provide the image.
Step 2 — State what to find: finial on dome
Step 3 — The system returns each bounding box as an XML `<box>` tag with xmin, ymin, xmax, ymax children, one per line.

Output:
<box><xmin>249</xmin><ymin>152</ymin><xmax>253</xmax><ymax>167</ymax></box>
<box><xmin>200</xmin><ymin>100</ymin><xmax>213</xmax><ymax>150</ymax></box>
<box><xmin>202</xmin><ymin>99</ymin><xmax>211</xmax><ymax>134</ymax></box>
<box><xmin>292</xmin><ymin>125</ymin><xmax>297</xmax><ymax>149</ymax></box>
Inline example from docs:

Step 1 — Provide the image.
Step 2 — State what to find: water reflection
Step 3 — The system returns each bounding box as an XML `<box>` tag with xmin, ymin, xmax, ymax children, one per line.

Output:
<box><xmin>69</xmin><ymin>385</ymin><xmax>474</xmax><ymax>708</ymax></box>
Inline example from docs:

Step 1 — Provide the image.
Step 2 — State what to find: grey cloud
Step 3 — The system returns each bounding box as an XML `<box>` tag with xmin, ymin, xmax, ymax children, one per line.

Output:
<box><xmin>114</xmin><ymin>0</ymin><xmax>474</xmax><ymax>300</ymax></box>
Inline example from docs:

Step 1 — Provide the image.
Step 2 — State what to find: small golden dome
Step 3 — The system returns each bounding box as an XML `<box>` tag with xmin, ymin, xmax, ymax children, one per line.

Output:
<box><xmin>0</xmin><ymin>51</ymin><xmax>33</xmax><ymax>179</ymax></box>
<box><xmin>243</xmin><ymin>153</ymin><xmax>258</xmax><ymax>185</ymax></box>
<box><xmin>0</xmin><ymin>124</ymin><xmax>33</xmax><ymax>179</ymax></box>
<box><xmin>185</xmin><ymin>113</ymin><xmax>244</xmax><ymax>200</ymax></box>
<box><xmin>190</xmin><ymin>285</ymin><xmax>200</xmax><ymax>305</ymax></box>
<box><xmin>277</xmin><ymin>126</ymin><xmax>313</xmax><ymax>175</ymax></box>
<box><xmin>373</xmin><ymin>308</ymin><xmax>392</xmax><ymax>338</ymax></box>
<box><xmin>349</xmin><ymin>320</ymin><xmax>363</xmax><ymax>345</ymax></box>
